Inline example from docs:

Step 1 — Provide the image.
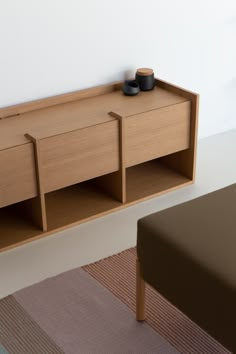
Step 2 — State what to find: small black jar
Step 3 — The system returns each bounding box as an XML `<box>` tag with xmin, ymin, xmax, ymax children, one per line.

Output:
<box><xmin>135</xmin><ymin>68</ymin><xmax>155</xmax><ymax>91</ymax></box>
<box><xmin>122</xmin><ymin>80</ymin><xmax>140</xmax><ymax>96</ymax></box>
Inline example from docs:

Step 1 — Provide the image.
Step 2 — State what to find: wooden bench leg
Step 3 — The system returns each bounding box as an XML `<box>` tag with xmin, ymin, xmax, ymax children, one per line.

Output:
<box><xmin>136</xmin><ymin>258</ymin><xmax>146</xmax><ymax>321</ymax></box>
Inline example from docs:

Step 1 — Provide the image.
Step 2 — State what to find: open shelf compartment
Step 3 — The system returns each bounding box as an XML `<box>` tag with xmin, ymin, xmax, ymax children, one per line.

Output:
<box><xmin>45</xmin><ymin>178</ymin><xmax>122</xmax><ymax>231</ymax></box>
<box><xmin>126</xmin><ymin>157</ymin><xmax>192</xmax><ymax>203</ymax></box>
<box><xmin>0</xmin><ymin>174</ymin><xmax>123</xmax><ymax>252</ymax></box>
<box><xmin>0</xmin><ymin>198</ymin><xmax>44</xmax><ymax>251</ymax></box>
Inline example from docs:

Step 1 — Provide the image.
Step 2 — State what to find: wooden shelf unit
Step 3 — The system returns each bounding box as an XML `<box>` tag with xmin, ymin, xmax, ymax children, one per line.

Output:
<box><xmin>0</xmin><ymin>79</ymin><xmax>199</xmax><ymax>252</ymax></box>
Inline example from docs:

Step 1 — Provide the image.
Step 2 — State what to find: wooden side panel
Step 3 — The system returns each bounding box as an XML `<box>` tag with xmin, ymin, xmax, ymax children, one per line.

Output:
<box><xmin>125</xmin><ymin>101</ymin><xmax>191</xmax><ymax>168</ymax></box>
<box><xmin>0</xmin><ymin>144</ymin><xmax>37</xmax><ymax>207</ymax></box>
<box><xmin>161</xmin><ymin>94</ymin><xmax>199</xmax><ymax>180</ymax></box>
<box><xmin>156</xmin><ymin>78</ymin><xmax>198</xmax><ymax>100</ymax></box>
<box><xmin>40</xmin><ymin>121</ymin><xmax>120</xmax><ymax>193</ymax></box>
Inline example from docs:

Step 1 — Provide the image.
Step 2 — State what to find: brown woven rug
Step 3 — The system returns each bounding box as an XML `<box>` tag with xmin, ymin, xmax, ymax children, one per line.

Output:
<box><xmin>83</xmin><ymin>248</ymin><xmax>230</xmax><ymax>354</ymax></box>
<box><xmin>0</xmin><ymin>248</ymin><xmax>231</xmax><ymax>354</ymax></box>
<box><xmin>0</xmin><ymin>254</ymin><xmax>179</xmax><ymax>354</ymax></box>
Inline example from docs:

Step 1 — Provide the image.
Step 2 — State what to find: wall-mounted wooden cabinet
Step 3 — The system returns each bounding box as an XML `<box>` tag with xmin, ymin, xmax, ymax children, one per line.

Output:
<box><xmin>124</xmin><ymin>101</ymin><xmax>191</xmax><ymax>167</ymax></box>
<box><xmin>0</xmin><ymin>79</ymin><xmax>199</xmax><ymax>252</ymax></box>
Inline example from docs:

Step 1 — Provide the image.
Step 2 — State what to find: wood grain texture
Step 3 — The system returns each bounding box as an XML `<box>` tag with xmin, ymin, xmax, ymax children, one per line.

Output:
<box><xmin>161</xmin><ymin>90</ymin><xmax>199</xmax><ymax>180</ymax></box>
<box><xmin>25</xmin><ymin>134</ymin><xmax>47</xmax><ymax>231</ymax></box>
<box><xmin>0</xmin><ymin>82</ymin><xmax>121</xmax><ymax>119</ymax></box>
<box><xmin>156</xmin><ymin>78</ymin><xmax>198</xmax><ymax>100</ymax></box>
<box><xmin>125</xmin><ymin>101</ymin><xmax>191</xmax><ymax>167</ymax></box>
<box><xmin>0</xmin><ymin>86</ymin><xmax>188</xmax><ymax>151</ymax></box>
<box><xmin>92</xmin><ymin>171</ymin><xmax>124</xmax><ymax>203</ymax></box>
<box><xmin>190</xmin><ymin>94</ymin><xmax>199</xmax><ymax>180</ymax></box>
<box><xmin>136</xmin><ymin>258</ymin><xmax>146</xmax><ymax>321</ymax></box>
<box><xmin>39</xmin><ymin>121</ymin><xmax>120</xmax><ymax>193</ymax></box>
<box><xmin>119</xmin><ymin>116</ymin><xmax>126</xmax><ymax>203</ymax></box>
<box><xmin>0</xmin><ymin>144</ymin><xmax>37</xmax><ymax>207</ymax></box>
<box><xmin>93</xmin><ymin>115</ymin><xmax>126</xmax><ymax>203</ymax></box>
<box><xmin>18</xmin><ymin>197</ymin><xmax>47</xmax><ymax>232</ymax></box>
<box><xmin>0</xmin><ymin>202</ymin><xmax>44</xmax><ymax>248</ymax></box>
<box><xmin>0</xmin><ymin>162</ymin><xmax>192</xmax><ymax>252</ymax></box>
<box><xmin>126</xmin><ymin>159</ymin><xmax>191</xmax><ymax>203</ymax></box>
<box><xmin>0</xmin><ymin>79</ymin><xmax>198</xmax><ymax>252</ymax></box>
<box><xmin>45</xmin><ymin>182</ymin><xmax>122</xmax><ymax>231</ymax></box>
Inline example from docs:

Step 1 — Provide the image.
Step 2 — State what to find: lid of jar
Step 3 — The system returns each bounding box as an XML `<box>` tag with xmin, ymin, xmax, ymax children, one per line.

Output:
<box><xmin>136</xmin><ymin>68</ymin><xmax>154</xmax><ymax>76</ymax></box>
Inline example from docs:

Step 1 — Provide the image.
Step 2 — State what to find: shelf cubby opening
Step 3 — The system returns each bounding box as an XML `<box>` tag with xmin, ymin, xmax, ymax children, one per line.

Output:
<box><xmin>45</xmin><ymin>175</ymin><xmax>123</xmax><ymax>231</ymax></box>
<box><xmin>0</xmin><ymin>198</ymin><xmax>44</xmax><ymax>251</ymax></box>
<box><xmin>126</xmin><ymin>156</ymin><xmax>191</xmax><ymax>203</ymax></box>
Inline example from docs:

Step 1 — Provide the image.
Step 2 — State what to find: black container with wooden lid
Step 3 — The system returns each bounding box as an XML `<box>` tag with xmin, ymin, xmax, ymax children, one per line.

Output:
<box><xmin>135</xmin><ymin>68</ymin><xmax>155</xmax><ymax>91</ymax></box>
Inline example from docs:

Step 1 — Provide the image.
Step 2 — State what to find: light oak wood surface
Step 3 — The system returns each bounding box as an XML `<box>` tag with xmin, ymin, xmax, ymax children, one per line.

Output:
<box><xmin>25</xmin><ymin>134</ymin><xmax>48</xmax><ymax>231</ymax></box>
<box><xmin>158</xmin><ymin>78</ymin><xmax>199</xmax><ymax>180</ymax></box>
<box><xmin>0</xmin><ymin>161</ymin><xmax>192</xmax><ymax>252</ymax></box>
<box><xmin>125</xmin><ymin>101</ymin><xmax>191</xmax><ymax>167</ymax></box>
<box><xmin>136</xmin><ymin>258</ymin><xmax>146</xmax><ymax>321</ymax></box>
<box><xmin>40</xmin><ymin>121</ymin><xmax>119</xmax><ymax>193</ymax></box>
<box><xmin>0</xmin><ymin>82</ymin><xmax>121</xmax><ymax>119</ymax></box>
<box><xmin>126</xmin><ymin>159</ymin><xmax>190</xmax><ymax>202</ymax></box>
<box><xmin>94</xmin><ymin>114</ymin><xmax>126</xmax><ymax>203</ymax></box>
<box><xmin>0</xmin><ymin>144</ymin><xmax>37</xmax><ymax>207</ymax></box>
<box><xmin>0</xmin><ymin>203</ymin><xmax>43</xmax><ymax>249</ymax></box>
<box><xmin>0</xmin><ymin>79</ymin><xmax>198</xmax><ymax>252</ymax></box>
<box><xmin>0</xmin><ymin>86</ymin><xmax>188</xmax><ymax>151</ymax></box>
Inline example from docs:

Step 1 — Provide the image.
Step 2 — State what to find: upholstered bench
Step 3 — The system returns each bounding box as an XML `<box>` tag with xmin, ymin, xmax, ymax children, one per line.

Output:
<box><xmin>136</xmin><ymin>184</ymin><xmax>236</xmax><ymax>353</ymax></box>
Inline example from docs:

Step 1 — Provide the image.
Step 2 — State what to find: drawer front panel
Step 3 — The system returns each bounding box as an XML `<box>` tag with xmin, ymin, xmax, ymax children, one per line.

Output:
<box><xmin>41</xmin><ymin>120</ymin><xmax>119</xmax><ymax>193</ymax></box>
<box><xmin>0</xmin><ymin>144</ymin><xmax>37</xmax><ymax>207</ymax></box>
<box><xmin>125</xmin><ymin>101</ymin><xmax>191</xmax><ymax>167</ymax></box>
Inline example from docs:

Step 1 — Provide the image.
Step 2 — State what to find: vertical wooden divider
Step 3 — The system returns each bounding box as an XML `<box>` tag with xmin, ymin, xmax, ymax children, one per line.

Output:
<box><xmin>25</xmin><ymin>133</ymin><xmax>48</xmax><ymax>231</ymax></box>
<box><xmin>116</xmin><ymin>113</ymin><xmax>126</xmax><ymax>204</ymax></box>
<box><xmin>93</xmin><ymin>112</ymin><xmax>126</xmax><ymax>203</ymax></box>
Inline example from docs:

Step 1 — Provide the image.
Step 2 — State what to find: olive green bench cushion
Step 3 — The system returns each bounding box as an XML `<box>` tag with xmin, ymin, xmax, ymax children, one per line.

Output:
<box><xmin>137</xmin><ymin>184</ymin><xmax>236</xmax><ymax>353</ymax></box>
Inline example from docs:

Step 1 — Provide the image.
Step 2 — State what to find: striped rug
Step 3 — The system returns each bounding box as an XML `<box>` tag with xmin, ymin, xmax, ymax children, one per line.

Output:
<box><xmin>84</xmin><ymin>248</ymin><xmax>231</xmax><ymax>354</ymax></box>
<box><xmin>0</xmin><ymin>248</ymin><xmax>231</xmax><ymax>354</ymax></box>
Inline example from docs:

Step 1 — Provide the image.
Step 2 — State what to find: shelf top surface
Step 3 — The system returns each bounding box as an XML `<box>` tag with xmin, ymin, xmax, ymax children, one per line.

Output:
<box><xmin>0</xmin><ymin>85</ymin><xmax>188</xmax><ymax>151</ymax></box>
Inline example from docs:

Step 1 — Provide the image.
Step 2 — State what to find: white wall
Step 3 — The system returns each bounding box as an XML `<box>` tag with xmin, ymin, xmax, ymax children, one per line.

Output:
<box><xmin>0</xmin><ymin>0</ymin><xmax>235</xmax><ymax>138</ymax></box>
